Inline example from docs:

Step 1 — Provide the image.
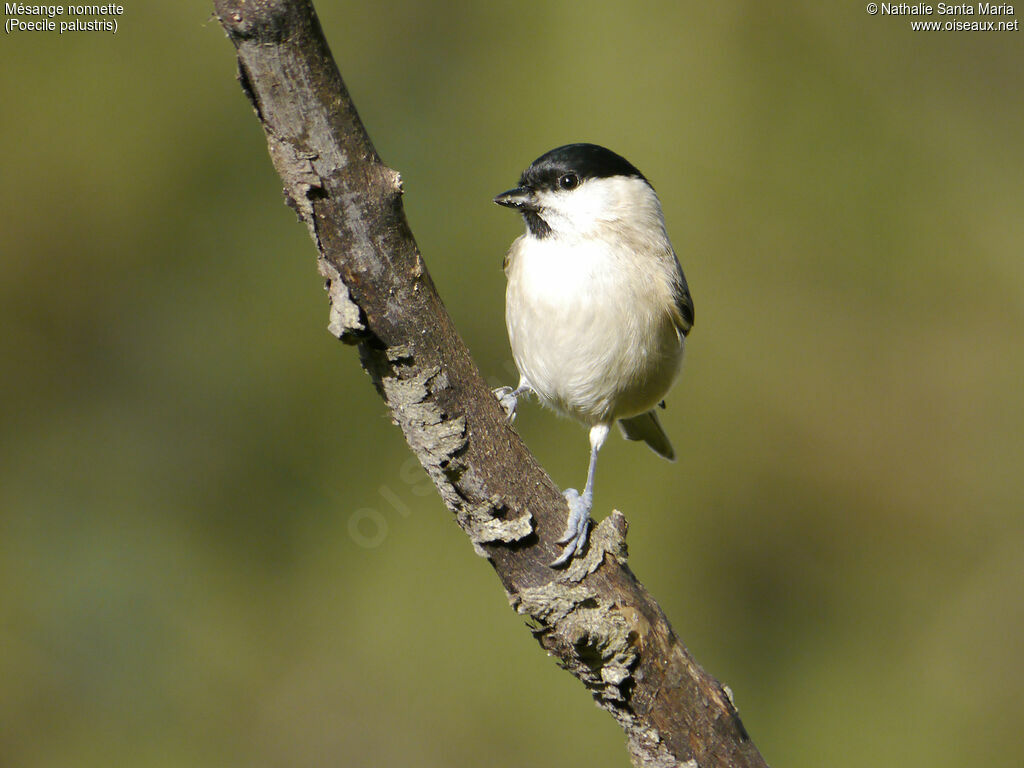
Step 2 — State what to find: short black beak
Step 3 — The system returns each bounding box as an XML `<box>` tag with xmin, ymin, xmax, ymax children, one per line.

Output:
<box><xmin>493</xmin><ymin>186</ymin><xmax>536</xmax><ymax>210</ymax></box>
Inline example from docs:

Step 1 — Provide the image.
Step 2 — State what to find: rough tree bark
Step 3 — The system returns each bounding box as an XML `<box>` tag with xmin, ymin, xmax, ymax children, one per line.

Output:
<box><xmin>213</xmin><ymin>2</ymin><xmax>769</xmax><ymax>766</ymax></box>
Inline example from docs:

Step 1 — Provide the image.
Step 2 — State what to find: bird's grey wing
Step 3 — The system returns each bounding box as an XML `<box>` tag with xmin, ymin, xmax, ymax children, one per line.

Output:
<box><xmin>669</xmin><ymin>251</ymin><xmax>694</xmax><ymax>337</ymax></box>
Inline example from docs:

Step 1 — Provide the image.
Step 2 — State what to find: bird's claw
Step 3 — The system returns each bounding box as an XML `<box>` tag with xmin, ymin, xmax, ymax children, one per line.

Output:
<box><xmin>551</xmin><ymin>488</ymin><xmax>591</xmax><ymax>567</ymax></box>
<box><xmin>493</xmin><ymin>386</ymin><xmax>518</xmax><ymax>422</ymax></box>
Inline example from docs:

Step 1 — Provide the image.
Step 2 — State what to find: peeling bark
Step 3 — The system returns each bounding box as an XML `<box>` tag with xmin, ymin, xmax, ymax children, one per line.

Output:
<box><xmin>213</xmin><ymin>2</ymin><xmax>769</xmax><ymax>766</ymax></box>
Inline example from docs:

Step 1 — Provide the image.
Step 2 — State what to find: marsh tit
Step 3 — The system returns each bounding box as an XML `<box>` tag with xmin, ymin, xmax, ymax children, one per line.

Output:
<box><xmin>493</xmin><ymin>143</ymin><xmax>694</xmax><ymax>566</ymax></box>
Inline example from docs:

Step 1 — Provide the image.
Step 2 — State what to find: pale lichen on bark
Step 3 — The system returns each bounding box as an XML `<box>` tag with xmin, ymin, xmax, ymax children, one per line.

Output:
<box><xmin>319</xmin><ymin>258</ymin><xmax>366</xmax><ymax>341</ymax></box>
<box><xmin>379</xmin><ymin>364</ymin><xmax>467</xmax><ymax>466</ymax></box>
<box><xmin>457</xmin><ymin>496</ymin><xmax>534</xmax><ymax>553</ymax></box>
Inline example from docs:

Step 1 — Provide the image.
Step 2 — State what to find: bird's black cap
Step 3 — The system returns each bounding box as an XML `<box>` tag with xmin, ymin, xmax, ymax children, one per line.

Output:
<box><xmin>518</xmin><ymin>143</ymin><xmax>649</xmax><ymax>191</ymax></box>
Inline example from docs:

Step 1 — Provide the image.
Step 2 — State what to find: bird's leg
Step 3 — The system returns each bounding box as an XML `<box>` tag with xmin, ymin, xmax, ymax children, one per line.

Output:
<box><xmin>552</xmin><ymin>424</ymin><xmax>609</xmax><ymax>566</ymax></box>
<box><xmin>493</xmin><ymin>382</ymin><xmax>532</xmax><ymax>423</ymax></box>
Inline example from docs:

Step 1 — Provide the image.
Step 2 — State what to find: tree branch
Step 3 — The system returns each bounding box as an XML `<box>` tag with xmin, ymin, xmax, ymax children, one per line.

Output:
<box><xmin>213</xmin><ymin>2</ymin><xmax>768</xmax><ymax>765</ymax></box>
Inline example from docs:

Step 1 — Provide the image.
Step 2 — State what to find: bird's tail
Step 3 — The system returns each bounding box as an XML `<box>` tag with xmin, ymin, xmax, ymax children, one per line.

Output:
<box><xmin>618</xmin><ymin>410</ymin><xmax>675</xmax><ymax>461</ymax></box>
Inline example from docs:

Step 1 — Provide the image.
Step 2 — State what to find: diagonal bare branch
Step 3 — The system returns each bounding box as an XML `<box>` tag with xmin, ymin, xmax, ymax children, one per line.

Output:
<box><xmin>213</xmin><ymin>2</ymin><xmax>768</xmax><ymax>765</ymax></box>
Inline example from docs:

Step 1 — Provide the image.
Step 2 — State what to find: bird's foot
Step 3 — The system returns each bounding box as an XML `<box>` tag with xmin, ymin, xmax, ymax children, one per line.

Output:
<box><xmin>551</xmin><ymin>488</ymin><xmax>592</xmax><ymax>567</ymax></box>
<box><xmin>492</xmin><ymin>386</ymin><xmax>520</xmax><ymax>422</ymax></box>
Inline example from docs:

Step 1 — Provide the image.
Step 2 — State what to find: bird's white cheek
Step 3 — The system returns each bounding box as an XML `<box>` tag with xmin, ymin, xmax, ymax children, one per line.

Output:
<box><xmin>535</xmin><ymin>177</ymin><xmax>662</xmax><ymax>239</ymax></box>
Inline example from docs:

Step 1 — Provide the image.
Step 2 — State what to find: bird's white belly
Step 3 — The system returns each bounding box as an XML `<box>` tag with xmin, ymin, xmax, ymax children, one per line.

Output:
<box><xmin>506</xmin><ymin>238</ymin><xmax>683</xmax><ymax>424</ymax></box>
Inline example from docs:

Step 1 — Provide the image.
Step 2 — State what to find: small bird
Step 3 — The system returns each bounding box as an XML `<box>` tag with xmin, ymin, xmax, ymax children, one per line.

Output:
<box><xmin>493</xmin><ymin>143</ymin><xmax>694</xmax><ymax>565</ymax></box>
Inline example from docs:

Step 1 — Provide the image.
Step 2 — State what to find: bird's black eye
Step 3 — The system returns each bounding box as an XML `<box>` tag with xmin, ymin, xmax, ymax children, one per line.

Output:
<box><xmin>558</xmin><ymin>173</ymin><xmax>580</xmax><ymax>190</ymax></box>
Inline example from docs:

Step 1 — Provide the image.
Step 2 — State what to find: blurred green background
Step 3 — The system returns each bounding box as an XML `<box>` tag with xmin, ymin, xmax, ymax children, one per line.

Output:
<box><xmin>2</xmin><ymin>3</ymin><xmax>1022</xmax><ymax>766</ymax></box>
